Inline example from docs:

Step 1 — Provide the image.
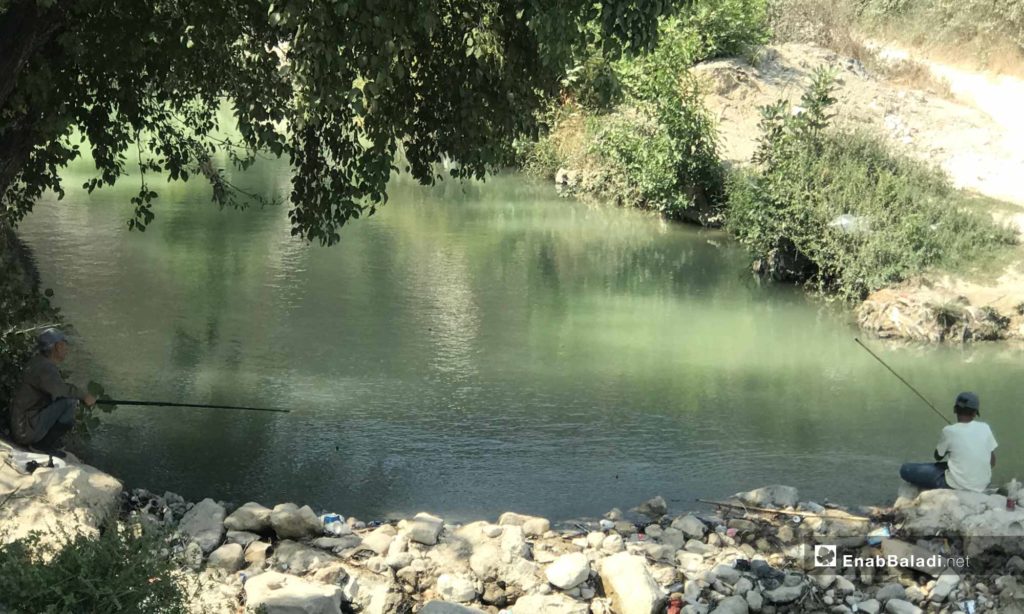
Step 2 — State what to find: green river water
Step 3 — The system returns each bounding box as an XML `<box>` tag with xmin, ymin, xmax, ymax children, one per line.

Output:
<box><xmin>16</xmin><ymin>156</ymin><xmax>1023</xmax><ymax>521</ymax></box>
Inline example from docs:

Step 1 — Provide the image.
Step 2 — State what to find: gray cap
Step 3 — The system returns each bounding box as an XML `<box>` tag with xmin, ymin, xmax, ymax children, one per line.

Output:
<box><xmin>37</xmin><ymin>328</ymin><xmax>69</xmax><ymax>351</ymax></box>
<box><xmin>954</xmin><ymin>391</ymin><xmax>980</xmax><ymax>413</ymax></box>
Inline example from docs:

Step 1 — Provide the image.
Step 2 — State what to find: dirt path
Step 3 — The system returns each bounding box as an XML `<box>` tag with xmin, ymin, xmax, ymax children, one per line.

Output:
<box><xmin>694</xmin><ymin>43</ymin><xmax>1024</xmax><ymax>341</ymax></box>
<box><xmin>695</xmin><ymin>43</ymin><xmax>1024</xmax><ymax>210</ymax></box>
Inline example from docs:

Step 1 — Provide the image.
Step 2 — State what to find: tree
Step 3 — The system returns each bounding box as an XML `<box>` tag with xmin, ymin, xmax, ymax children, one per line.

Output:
<box><xmin>0</xmin><ymin>0</ymin><xmax>683</xmax><ymax>245</ymax></box>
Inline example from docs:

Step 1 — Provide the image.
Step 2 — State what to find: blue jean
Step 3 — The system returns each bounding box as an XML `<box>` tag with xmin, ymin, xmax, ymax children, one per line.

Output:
<box><xmin>900</xmin><ymin>461</ymin><xmax>949</xmax><ymax>490</ymax></box>
<box><xmin>26</xmin><ymin>397</ymin><xmax>77</xmax><ymax>446</ymax></box>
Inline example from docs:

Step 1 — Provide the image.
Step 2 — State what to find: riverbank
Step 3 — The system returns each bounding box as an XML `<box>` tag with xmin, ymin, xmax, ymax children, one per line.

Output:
<box><xmin>4</xmin><ymin>449</ymin><xmax>1024</xmax><ymax>614</ymax></box>
<box><xmin>523</xmin><ymin>0</ymin><xmax>1024</xmax><ymax>344</ymax></box>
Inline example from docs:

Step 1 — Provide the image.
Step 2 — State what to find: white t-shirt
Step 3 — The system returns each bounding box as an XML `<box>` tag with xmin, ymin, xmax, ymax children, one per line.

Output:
<box><xmin>936</xmin><ymin>421</ymin><xmax>998</xmax><ymax>492</ymax></box>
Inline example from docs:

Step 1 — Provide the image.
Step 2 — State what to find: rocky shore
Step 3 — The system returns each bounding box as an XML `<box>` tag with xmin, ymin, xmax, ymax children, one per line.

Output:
<box><xmin>3</xmin><ymin>451</ymin><xmax>1024</xmax><ymax>614</ymax></box>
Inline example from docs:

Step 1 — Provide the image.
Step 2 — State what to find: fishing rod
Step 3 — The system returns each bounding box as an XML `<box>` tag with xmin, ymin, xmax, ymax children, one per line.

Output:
<box><xmin>97</xmin><ymin>399</ymin><xmax>290</xmax><ymax>414</ymax></box>
<box><xmin>853</xmin><ymin>338</ymin><xmax>950</xmax><ymax>425</ymax></box>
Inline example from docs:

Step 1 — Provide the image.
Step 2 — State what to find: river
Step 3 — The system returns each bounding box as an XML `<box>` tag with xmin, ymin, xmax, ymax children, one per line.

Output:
<box><xmin>16</xmin><ymin>156</ymin><xmax>1023</xmax><ymax>522</ymax></box>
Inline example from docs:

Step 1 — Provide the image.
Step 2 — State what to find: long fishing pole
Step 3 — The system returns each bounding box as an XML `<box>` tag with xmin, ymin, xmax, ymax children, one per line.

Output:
<box><xmin>97</xmin><ymin>400</ymin><xmax>289</xmax><ymax>414</ymax></box>
<box><xmin>853</xmin><ymin>338</ymin><xmax>950</xmax><ymax>425</ymax></box>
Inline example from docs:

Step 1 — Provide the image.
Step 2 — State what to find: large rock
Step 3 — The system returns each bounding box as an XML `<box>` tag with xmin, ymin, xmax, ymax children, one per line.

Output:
<box><xmin>436</xmin><ymin>573</ymin><xmax>477</xmax><ymax>603</ymax></box>
<box><xmin>207</xmin><ymin>543</ymin><xmax>244</xmax><ymax>572</ymax></box>
<box><xmin>271</xmin><ymin>540</ymin><xmax>339</xmax><ymax>574</ymax></box>
<box><xmin>599</xmin><ymin>552</ymin><xmax>665</xmax><ymax>614</ymax></box>
<box><xmin>0</xmin><ymin>459</ymin><xmax>122</xmax><ymax>546</ymax></box>
<box><xmin>270</xmin><ymin>503</ymin><xmax>323</xmax><ymax>540</ymax></box>
<box><xmin>898</xmin><ymin>489</ymin><xmax>1024</xmax><ymax>556</ymax></box>
<box><xmin>634</xmin><ymin>496</ymin><xmax>668</xmax><ymax>519</ymax></box>
<box><xmin>470</xmin><ymin>543</ymin><xmax>502</xmax><ymax>580</ymax></box>
<box><xmin>340</xmin><ymin>565</ymin><xmax>408</xmax><ymax>614</ymax></box>
<box><xmin>510</xmin><ymin>593</ymin><xmax>590</xmax><ymax>614</ymax></box>
<box><xmin>360</xmin><ymin>525</ymin><xmax>397</xmax><ymax>555</ymax></box>
<box><xmin>498</xmin><ymin>512</ymin><xmax>551</xmax><ymax>537</ymax></box>
<box><xmin>245</xmin><ymin>571</ymin><xmax>343</xmax><ymax>614</ymax></box>
<box><xmin>224</xmin><ymin>501</ymin><xmax>272</xmax><ymax>533</ymax></box>
<box><xmin>407</xmin><ymin>512</ymin><xmax>444</xmax><ymax>545</ymax></box>
<box><xmin>179</xmin><ymin>498</ymin><xmax>226</xmax><ymax>554</ymax></box>
<box><xmin>500</xmin><ymin>525</ymin><xmax>530</xmax><ymax>562</ymax></box>
<box><xmin>733</xmin><ymin>485</ymin><xmax>799</xmax><ymax>509</ymax></box>
<box><xmin>545</xmin><ymin>552</ymin><xmax>590</xmax><ymax>589</ymax></box>
<box><xmin>671</xmin><ymin>515</ymin><xmax>707</xmax><ymax>539</ymax></box>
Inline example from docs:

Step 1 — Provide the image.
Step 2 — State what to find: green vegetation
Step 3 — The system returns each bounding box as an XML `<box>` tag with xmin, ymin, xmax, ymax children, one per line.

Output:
<box><xmin>0</xmin><ymin>523</ymin><xmax>190</xmax><ymax>614</ymax></box>
<box><xmin>524</xmin><ymin>0</ymin><xmax>769</xmax><ymax>222</ymax></box>
<box><xmin>727</xmin><ymin>69</ymin><xmax>1016</xmax><ymax>300</ymax></box>
<box><xmin>0</xmin><ymin>0</ymin><xmax>691</xmax><ymax>245</ymax></box>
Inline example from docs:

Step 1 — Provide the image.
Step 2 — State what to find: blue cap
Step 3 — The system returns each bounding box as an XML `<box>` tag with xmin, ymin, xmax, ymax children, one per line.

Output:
<box><xmin>37</xmin><ymin>328</ymin><xmax>69</xmax><ymax>352</ymax></box>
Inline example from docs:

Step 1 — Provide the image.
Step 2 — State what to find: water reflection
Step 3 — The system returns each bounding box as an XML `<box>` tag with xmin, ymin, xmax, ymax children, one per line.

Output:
<box><xmin>16</xmin><ymin>159</ymin><xmax>1024</xmax><ymax>520</ymax></box>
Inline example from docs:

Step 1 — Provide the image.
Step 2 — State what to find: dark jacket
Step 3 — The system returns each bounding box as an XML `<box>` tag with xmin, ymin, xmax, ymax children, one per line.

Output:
<box><xmin>9</xmin><ymin>353</ymin><xmax>84</xmax><ymax>444</ymax></box>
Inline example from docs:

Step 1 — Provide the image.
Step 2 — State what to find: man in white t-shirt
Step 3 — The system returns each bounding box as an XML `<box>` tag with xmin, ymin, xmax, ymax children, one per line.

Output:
<box><xmin>899</xmin><ymin>392</ymin><xmax>998</xmax><ymax>492</ymax></box>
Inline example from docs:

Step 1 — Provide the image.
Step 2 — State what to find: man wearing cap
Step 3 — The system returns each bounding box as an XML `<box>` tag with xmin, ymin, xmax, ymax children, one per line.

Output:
<box><xmin>899</xmin><ymin>392</ymin><xmax>997</xmax><ymax>492</ymax></box>
<box><xmin>8</xmin><ymin>328</ymin><xmax>95</xmax><ymax>456</ymax></box>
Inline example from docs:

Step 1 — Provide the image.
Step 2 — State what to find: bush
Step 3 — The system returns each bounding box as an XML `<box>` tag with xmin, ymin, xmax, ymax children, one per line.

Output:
<box><xmin>0</xmin><ymin>523</ymin><xmax>191</xmax><ymax>613</ymax></box>
<box><xmin>562</xmin><ymin>52</ymin><xmax>624</xmax><ymax>113</ymax></box>
<box><xmin>727</xmin><ymin>68</ymin><xmax>1016</xmax><ymax>299</ymax></box>
<box><xmin>585</xmin><ymin>74</ymin><xmax>725</xmax><ymax>221</ymax></box>
<box><xmin>619</xmin><ymin>0</ymin><xmax>770</xmax><ymax>97</ymax></box>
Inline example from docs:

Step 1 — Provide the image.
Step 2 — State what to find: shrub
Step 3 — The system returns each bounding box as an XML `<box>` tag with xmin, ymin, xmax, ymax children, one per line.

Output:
<box><xmin>727</xmin><ymin>68</ymin><xmax>1016</xmax><ymax>299</ymax></box>
<box><xmin>0</xmin><ymin>523</ymin><xmax>191</xmax><ymax>613</ymax></box>
<box><xmin>587</xmin><ymin>75</ymin><xmax>725</xmax><ymax>221</ymax></box>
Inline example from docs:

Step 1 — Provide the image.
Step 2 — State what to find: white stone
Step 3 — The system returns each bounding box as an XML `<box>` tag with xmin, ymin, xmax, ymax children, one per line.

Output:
<box><xmin>929</xmin><ymin>573</ymin><xmax>960</xmax><ymax>602</ymax></box>
<box><xmin>470</xmin><ymin>543</ymin><xmax>502</xmax><ymax>580</ymax></box>
<box><xmin>270</xmin><ymin>503</ymin><xmax>323</xmax><ymax>540</ymax></box>
<box><xmin>179</xmin><ymin>498</ymin><xmax>226</xmax><ymax>554</ymax></box>
<box><xmin>436</xmin><ymin>573</ymin><xmax>477</xmax><ymax>603</ymax></box>
<box><xmin>714</xmin><ymin>595</ymin><xmax>749</xmax><ymax>614</ymax></box>
<box><xmin>713</xmin><ymin>564</ymin><xmax>741</xmax><ymax>585</ymax></box>
<box><xmin>360</xmin><ymin>525</ymin><xmax>397</xmax><ymax>555</ymax></box>
<box><xmin>499</xmin><ymin>511</ymin><xmax>551</xmax><ymax>537</ymax></box>
<box><xmin>501</xmin><ymin>525</ymin><xmax>529</xmax><ymax>562</ymax></box>
<box><xmin>672</xmin><ymin>515</ymin><xmax>707</xmax><ymax>539</ymax></box>
<box><xmin>482</xmin><ymin>524</ymin><xmax>503</xmax><ymax>538</ymax></box>
<box><xmin>207</xmin><ymin>542</ymin><xmax>244</xmax><ymax>572</ymax></box>
<box><xmin>601</xmin><ymin>533</ymin><xmax>625</xmax><ymax>554</ymax></box>
<box><xmin>224</xmin><ymin>501</ymin><xmax>272</xmax><ymax>533</ymax></box>
<box><xmin>884</xmin><ymin>599</ymin><xmax>922</xmax><ymax>614</ymax></box>
<box><xmin>0</xmin><ymin>460</ymin><xmax>122</xmax><ymax>547</ymax></box>
<box><xmin>733</xmin><ymin>485</ymin><xmax>799</xmax><ymax>509</ymax></box>
<box><xmin>545</xmin><ymin>552</ymin><xmax>590</xmax><ymax>589</ymax></box>
<box><xmin>859</xmin><ymin>599</ymin><xmax>881</xmax><ymax>614</ymax></box>
<box><xmin>244</xmin><ymin>571</ymin><xmax>343</xmax><ymax>614</ymax></box>
<box><xmin>587</xmin><ymin>531</ymin><xmax>605</xmax><ymax>549</ymax></box>
<box><xmin>745</xmin><ymin>590</ymin><xmax>763</xmax><ymax>611</ymax></box>
<box><xmin>509</xmin><ymin>593</ymin><xmax>589</xmax><ymax>614</ymax></box>
<box><xmin>408</xmin><ymin>512</ymin><xmax>444</xmax><ymax>545</ymax></box>
<box><xmin>599</xmin><ymin>552</ymin><xmax>665</xmax><ymax>614</ymax></box>
<box><xmin>763</xmin><ymin>584</ymin><xmax>804</xmax><ymax>604</ymax></box>
<box><xmin>421</xmin><ymin>602</ymin><xmax>487</xmax><ymax>614</ymax></box>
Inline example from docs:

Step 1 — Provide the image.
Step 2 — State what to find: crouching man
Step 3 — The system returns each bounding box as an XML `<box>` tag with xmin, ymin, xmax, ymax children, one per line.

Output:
<box><xmin>899</xmin><ymin>392</ymin><xmax>997</xmax><ymax>492</ymax></box>
<box><xmin>9</xmin><ymin>328</ymin><xmax>95</xmax><ymax>457</ymax></box>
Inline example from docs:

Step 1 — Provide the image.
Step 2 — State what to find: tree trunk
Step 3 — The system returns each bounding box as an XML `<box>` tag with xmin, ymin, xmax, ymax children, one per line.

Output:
<box><xmin>0</xmin><ymin>1</ymin><xmax>65</xmax><ymax>203</ymax></box>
